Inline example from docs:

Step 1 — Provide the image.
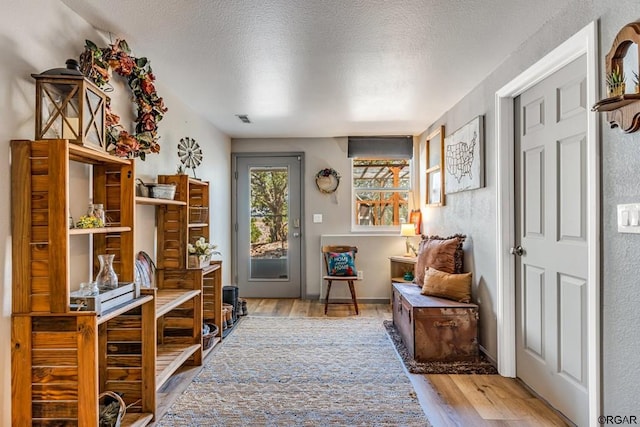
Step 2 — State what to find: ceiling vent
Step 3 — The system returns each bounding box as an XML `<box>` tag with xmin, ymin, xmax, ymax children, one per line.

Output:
<box><xmin>236</xmin><ymin>114</ymin><xmax>251</xmax><ymax>124</ymax></box>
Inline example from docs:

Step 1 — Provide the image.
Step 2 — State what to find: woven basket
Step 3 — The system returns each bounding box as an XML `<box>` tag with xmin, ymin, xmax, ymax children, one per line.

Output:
<box><xmin>203</xmin><ymin>323</ymin><xmax>218</xmax><ymax>350</ymax></box>
<box><xmin>99</xmin><ymin>391</ymin><xmax>125</xmax><ymax>427</ymax></box>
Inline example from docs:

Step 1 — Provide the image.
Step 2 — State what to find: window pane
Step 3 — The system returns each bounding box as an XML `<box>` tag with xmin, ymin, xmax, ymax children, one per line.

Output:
<box><xmin>352</xmin><ymin>159</ymin><xmax>410</xmax><ymax>189</ymax></box>
<box><xmin>249</xmin><ymin>167</ymin><xmax>289</xmax><ymax>280</ymax></box>
<box><xmin>352</xmin><ymin>159</ymin><xmax>411</xmax><ymax>227</ymax></box>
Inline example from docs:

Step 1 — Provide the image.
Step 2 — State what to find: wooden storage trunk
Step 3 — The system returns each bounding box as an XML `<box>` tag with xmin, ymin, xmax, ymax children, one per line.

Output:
<box><xmin>392</xmin><ymin>282</ymin><xmax>478</xmax><ymax>362</ymax></box>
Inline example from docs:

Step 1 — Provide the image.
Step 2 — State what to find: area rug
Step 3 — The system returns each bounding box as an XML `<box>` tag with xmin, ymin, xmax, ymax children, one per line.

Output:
<box><xmin>158</xmin><ymin>317</ymin><xmax>430</xmax><ymax>426</ymax></box>
<box><xmin>383</xmin><ymin>320</ymin><xmax>498</xmax><ymax>375</ymax></box>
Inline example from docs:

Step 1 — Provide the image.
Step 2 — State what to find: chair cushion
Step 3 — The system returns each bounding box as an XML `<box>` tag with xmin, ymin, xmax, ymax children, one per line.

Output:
<box><xmin>421</xmin><ymin>267</ymin><xmax>472</xmax><ymax>303</ymax></box>
<box><xmin>327</xmin><ymin>251</ymin><xmax>356</xmax><ymax>276</ymax></box>
<box><xmin>414</xmin><ymin>234</ymin><xmax>466</xmax><ymax>285</ymax></box>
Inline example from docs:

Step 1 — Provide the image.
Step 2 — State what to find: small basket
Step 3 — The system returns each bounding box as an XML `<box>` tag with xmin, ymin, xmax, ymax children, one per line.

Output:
<box><xmin>189</xmin><ymin>206</ymin><xmax>209</xmax><ymax>224</ymax></box>
<box><xmin>203</xmin><ymin>323</ymin><xmax>219</xmax><ymax>350</ymax></box>
<box><xmin>135</xmin><ymin>179</ymin><xmax>177</xmax><ymax>200</ymax></box>
<box><xmin>149</xmin><ymin>184</ymin><xmax>176</xmax><ymax>200</ymax></box>
<box><xmin>99</xmin><ymin>391</ymin><xmax>125</xmax><ymax>427</ymax></box>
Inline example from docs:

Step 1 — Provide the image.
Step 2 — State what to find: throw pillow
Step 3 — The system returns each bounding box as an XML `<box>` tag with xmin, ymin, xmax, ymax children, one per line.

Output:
<box><xmin>421</xmin><ymin>267</ymin><xmax>472</xmax><ymax>303</ymax></box>
<box><xmin>327</xmin><ymin>251</ymin><xmax>356</xmax><ymax>276</ymax></box>
<box><xmin>414</xmin><ymin>234</ymin><xmax>466</xmax><ymax>285</ymax></box>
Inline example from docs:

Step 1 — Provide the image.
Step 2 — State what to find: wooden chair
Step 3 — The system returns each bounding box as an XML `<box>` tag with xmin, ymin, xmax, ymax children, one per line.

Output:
<box><xmin>322</xmin><ymin>245</ymin><xmax>360</xmax><ymax>315</ymax></box>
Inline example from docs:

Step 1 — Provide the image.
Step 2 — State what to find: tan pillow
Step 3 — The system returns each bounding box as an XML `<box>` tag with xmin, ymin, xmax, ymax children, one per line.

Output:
<box><xmin>421</xmin><ymin>267</ymin><xmax>472</xmax><ymax>303</ymax></box>
<box><xmin>414</xmin><ymin>234</ymin><xmax>465</xmax><ymax>285</ymax></box>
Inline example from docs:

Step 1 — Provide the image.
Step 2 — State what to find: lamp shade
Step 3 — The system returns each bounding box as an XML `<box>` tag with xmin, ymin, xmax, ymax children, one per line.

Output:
<box><xmin>400</xmin><ymin>223</ymin><xmax>416</xmax><ymax>237</ymax></box>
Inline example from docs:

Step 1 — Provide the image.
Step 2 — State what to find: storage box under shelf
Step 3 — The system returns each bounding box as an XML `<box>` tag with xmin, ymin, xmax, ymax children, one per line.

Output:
<box><xmin>70</xmin><ymin>282</ymin><xmax>141</xmax><ymax>315</ymax></box>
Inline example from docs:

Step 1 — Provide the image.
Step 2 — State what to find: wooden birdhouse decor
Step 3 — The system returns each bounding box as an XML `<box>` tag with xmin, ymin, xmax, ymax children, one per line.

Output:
<box><xmin>32</xmin><ymin>59</ymin><xmax>107</xmax><ymax>151</ymax></box>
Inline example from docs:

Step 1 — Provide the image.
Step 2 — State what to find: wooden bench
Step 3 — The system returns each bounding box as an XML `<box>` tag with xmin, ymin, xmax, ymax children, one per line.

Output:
<box><xmin>392</xmin><ymin>282</ymin><xmax>479</xmax><ymax>362</ymax></box>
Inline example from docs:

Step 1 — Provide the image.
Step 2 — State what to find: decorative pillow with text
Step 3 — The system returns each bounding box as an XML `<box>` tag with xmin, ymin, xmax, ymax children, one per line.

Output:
<box><xmin>327</xmin><ymin>251</ymin><xmax>356</xmax><ymax>276</ymax></box>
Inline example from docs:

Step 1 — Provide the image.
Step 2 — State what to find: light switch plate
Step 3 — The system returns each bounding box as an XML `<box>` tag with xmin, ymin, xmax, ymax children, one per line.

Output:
<box><xmin>313</xmin><ymin>214</ymin><xmax>323</xmax><ymax>223</ymax></box>
<box><xmin>617</xmin><ymin>204</ymin><xmax>640</xmax><ymax>233</ymax></box>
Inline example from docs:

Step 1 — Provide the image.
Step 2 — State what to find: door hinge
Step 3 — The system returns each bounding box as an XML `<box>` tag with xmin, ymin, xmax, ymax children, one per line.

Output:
<box><xmin>234</xmin><ymin>171</ymin><xmax>238</xmax><ymax>179</ymax></box>
<box><xmin>234</xmin><ymin>223</ymin><xmax>238</xmax><ymax>232</ymax></box>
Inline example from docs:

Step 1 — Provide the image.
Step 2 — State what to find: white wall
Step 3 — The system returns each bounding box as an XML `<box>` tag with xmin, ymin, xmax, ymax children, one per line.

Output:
<box><xmin>0</xmin><ymin>1</ymin><xmax>231</xmax><ymax>424</ymax></box>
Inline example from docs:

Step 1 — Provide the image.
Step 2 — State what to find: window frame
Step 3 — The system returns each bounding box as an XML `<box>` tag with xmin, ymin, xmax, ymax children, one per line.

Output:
<box><xmin>350</xmin><ymin>157</ymin><xmax>413</xmax><ymax>233</ymax></box>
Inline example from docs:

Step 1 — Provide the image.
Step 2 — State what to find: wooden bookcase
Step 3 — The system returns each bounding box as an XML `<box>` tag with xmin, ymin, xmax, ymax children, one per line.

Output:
<box><xmin>136</xmin><ymin>174</ymin><xmax>223</xmax><ymax>393</ymax></box>
<box><xmin>156</xmin><ymin>174</ymin><xmax>223</xmax><ymax>341</ymax></box>
<box><xmin>11</xmin><ymin>139</ymin><xmax>155</xmax><ymax>426</ymax></box>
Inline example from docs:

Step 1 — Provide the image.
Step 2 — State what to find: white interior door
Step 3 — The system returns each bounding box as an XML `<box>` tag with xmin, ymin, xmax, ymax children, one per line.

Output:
<box><xmin>514</xmin><ymin>55</ymin><xmax>588</xmax><ymax>427</ymax></box>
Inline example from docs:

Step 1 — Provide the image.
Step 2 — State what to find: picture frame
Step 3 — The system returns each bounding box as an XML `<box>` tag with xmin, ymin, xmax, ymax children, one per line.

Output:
<box><xmin>444</xmin><ymin>115</ymin><xmax>484</xmax><ymax>194</ymax></box>
<box><xmin>425</xmin><ymin>125</ymin><xmax>445</xmax><ymax>206</ymax></box>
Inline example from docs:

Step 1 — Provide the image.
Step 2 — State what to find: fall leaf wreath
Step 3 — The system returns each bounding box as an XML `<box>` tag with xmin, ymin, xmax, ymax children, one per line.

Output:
<box><xmin>80</xmin><ymin>39</ymin><xmax>167</xmax><ymax>160</ymax></box>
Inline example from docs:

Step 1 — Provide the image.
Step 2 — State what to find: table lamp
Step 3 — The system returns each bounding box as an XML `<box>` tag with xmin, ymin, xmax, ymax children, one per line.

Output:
<box><xmin>400</xmin><ymin>223</ymin><xmax>417</xmax><ymax>256</ymax></box>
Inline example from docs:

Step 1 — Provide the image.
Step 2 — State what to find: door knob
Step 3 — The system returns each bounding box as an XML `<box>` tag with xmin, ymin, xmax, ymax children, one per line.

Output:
<box><xmin>293</xmin><ymin>232</ymin><xmax>301</xmax><ymax>237</ymax></box>
<box><xmin>510</xmin><ymin>245</ymin><xmax>524</xmax><ymax>256</ymax></box>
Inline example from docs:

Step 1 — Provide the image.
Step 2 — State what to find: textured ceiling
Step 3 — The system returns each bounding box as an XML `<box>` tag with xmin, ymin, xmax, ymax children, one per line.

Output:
<box><xmin>60</xmin><ymin>0</ymin><xmax>569</xmax><ymax>138</ymax></box>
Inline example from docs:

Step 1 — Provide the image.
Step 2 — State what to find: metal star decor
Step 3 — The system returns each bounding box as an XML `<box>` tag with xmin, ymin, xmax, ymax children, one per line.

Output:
<box><xmin>178</xmin><ymin>137</ymin><xmax>203</xmax><ymax>178</ymax></box>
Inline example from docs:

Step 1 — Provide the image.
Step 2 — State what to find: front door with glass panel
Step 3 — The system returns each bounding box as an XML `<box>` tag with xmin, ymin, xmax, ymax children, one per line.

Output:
<box><xmin>234</xmin><ymin>154</ymin><xmax>302</xmax><ymax>298</ymax></box>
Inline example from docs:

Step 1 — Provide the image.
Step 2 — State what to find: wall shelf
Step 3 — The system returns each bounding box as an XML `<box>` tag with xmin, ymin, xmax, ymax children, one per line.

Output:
<box><xmin>592</xmin><ymin>93</ymin><xmax>640</xmax><ymax>112</ymax></box>
<box><xmin>593</xmin><ymin>21</ymin><xmax>640</xmax><ymax>133</ymax></box>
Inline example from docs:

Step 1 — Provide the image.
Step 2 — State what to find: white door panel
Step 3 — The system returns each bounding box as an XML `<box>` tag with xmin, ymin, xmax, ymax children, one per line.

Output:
<box><xmin>515</xmin><ymin>54</ymin><xmax>588</xmax><ymax>427</ymax></box>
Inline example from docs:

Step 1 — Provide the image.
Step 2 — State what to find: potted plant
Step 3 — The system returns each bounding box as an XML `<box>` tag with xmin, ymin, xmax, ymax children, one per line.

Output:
<box><xmin>187</xmin><ymin>237</ymin><xmax>220</xmax><ymax>268</ymax></box>
<box><xmin>606</xmin><ymin>65</ymin><xmax>626</xmax><ymax>97</ymax></box>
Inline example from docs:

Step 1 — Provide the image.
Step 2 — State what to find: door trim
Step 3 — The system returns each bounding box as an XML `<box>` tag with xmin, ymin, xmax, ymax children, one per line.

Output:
<box><xmin>231</xmin><ymin>152</ymin><xmax>306</xmax><ymax>296</ymax></box>
<box><xmin>494</xmin><ymin>21</ymin><xmax>600</xmax><ymax>424</ymax></box>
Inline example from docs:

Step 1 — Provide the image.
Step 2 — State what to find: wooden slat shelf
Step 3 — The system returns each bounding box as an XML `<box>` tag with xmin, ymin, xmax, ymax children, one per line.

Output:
<box><xmin>202</xmin><ymin>263</ymin><xmax>221</xmax><ymax>275</ymax></box>
<box><xmin>121</xmin><ymin>412</ymin><xmax>154</xmax><ymax>427</ymax></box>
<box><xmin>188</xmin><ymin>177</ymin><xmax>209</xmax><ymax>186</ymax></box>
<box><xmin>68</xmin><ymin>143</ymin><xmax>131</xmax><ymax>165</ymax></box>
<box><xmin>156</xmin><ymin>289</ymin><xmax>202</xmax><ymax>318</ymax></box>
<box><xmin>188</xmin><ymin>222</ymin><xmax>208</xmax><ymax>228</ymax></box>
<box><xmin>156</xmin><ymin>344</ymin><xmax>201</xmax><ymax>390</ymax></box>
<box><xmin>97</xmin><ymin>295</ymin><xmax>154</xmax><ymax>325</ymax></box>
<box><xmin>69</xmin><ymin>226</ymin><xmax>132</xmax><ymax>235</ymax></box>
<box><xmin>135</xmin><ymin>196</ymin><xmax>186</xmax><ymax>206</ymax></box>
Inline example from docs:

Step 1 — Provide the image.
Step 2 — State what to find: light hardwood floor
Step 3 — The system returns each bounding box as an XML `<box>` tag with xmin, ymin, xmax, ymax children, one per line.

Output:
<box><xmin>152</xmin><ymin>298</ymin><xmax>571</xmax><ymax>426</ymax></box>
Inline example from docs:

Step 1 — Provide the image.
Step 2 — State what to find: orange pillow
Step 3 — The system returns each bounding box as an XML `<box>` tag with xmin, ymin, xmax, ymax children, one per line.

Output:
<box><xmin>414</xmin><ymin>235</ymin><xmax>465</xmax><ymax>285</ymax></box>
<box><xmin>420</xmin><ymin>267</ymin><xmax>472</xmax><ymax>303</ymax></box>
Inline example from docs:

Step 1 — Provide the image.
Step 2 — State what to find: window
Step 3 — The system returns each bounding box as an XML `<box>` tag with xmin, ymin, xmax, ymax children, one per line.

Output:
<box><xmin>352</xmin><ymin>158</ymin><xmax>411</xmax><ymax>228</ymax></box>
<box><xmin>348</xmin><ymin>136</ymin><xmax>413</xmax><ymax>230</ymax></box>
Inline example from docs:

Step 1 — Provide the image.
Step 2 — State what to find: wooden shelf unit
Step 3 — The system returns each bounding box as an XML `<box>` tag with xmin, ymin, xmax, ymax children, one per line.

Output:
<box><xmin>10</xmin><ymin>139</ymin><xmax>156</xmax><ymax>426</ymax></box>
<box><xmin>156</xmin><ymin>174</ymin><xmax>223</xmax><ymax>338</ymax></box>
<box><xmin>135</xmin><ymin>174</ymin><xmax>223</xmax><ymax>395</ymax></box>
<box><xmin>390</xmin><ymin>256</ymin><xmax>417</xmax><ymax>284</ymax></box>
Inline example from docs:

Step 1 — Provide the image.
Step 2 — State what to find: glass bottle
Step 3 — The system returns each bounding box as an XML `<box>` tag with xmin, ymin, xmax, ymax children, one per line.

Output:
<box><xmin>95</xmin><ymin>254</ymin><xmax>118</xmax><ymax>291</ymax></box>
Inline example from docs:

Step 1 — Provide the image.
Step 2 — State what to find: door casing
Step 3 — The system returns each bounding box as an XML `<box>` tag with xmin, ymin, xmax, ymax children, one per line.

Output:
<box><xmin>494</xmin><ymin>21</ymin><xmax>600</xmax><ymax>425</ymax></box>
